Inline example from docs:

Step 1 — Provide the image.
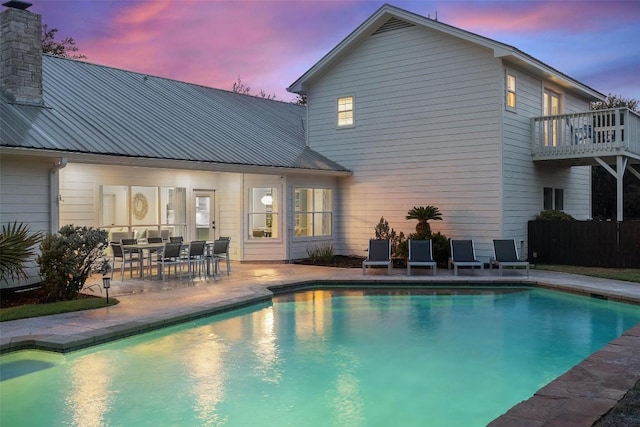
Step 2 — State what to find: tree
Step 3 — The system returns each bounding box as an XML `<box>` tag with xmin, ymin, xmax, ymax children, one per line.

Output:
<box><xmin>293</xmin><ymin>94</ymin><xmax>307</xmax><ymax>106</ymax></box>
<box><xmin>591</xmin><ymin>94</ymin><xmax>638</xmax><ymax>113</ymax></box>
<box><xmin>405</xmin><ymin>205</ymin><xmax>443</xmax><ymax>236</ymax></box>
<box><xmin>591</xmin><ymin>94</ymin><xmax>640</xmax><ymax>219</ymax></box>
<box><xmin>0</xmin><ymin>222</ymin><xmax>42</xmax><ymax>282</ymax></box>
<box><xmin>231</xmin><ymin>76</ymin><xmax>251</xmax><ymax>95</ymax></box>
<box><xmin>41</xmin><ymin>24</ymin><xmax>86</xmax><ymax>59</ymax></box>
<box><xmin>374</xmin><ymin>216</ymin><xmax>405</xmax><ymax>256</ymax></box>
<box><xmin>232</xmin><ymin>76</ymin><xmax>276</xmax><ymax>100</ymax></box>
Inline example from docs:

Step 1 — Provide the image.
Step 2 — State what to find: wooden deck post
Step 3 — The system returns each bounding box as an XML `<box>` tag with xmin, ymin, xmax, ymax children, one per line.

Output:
<box><xmin>616</xmin><ymin>156</ymin><xmax>626</xmax><ymax>221</ymax></box>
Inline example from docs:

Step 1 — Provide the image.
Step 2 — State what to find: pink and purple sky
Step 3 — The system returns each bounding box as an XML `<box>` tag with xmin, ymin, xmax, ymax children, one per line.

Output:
<box><xmin>29</xmin><ymin>0</ymin><xmax>640</xmax><ymax>103</ymax></box>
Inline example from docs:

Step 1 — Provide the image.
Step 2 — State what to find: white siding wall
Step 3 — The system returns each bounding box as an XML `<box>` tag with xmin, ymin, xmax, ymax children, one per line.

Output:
<box><xmin>216</xmin><ymin>173</ymin><xmax>243</xmax><ymax>260</ymax></box>
<box><xmin>306</xmin><ymin>25</ymin><xmax>503</xmax><ymax>261</ymax></box>
<box><xmin>502</xmin><ymin>68</ymin><xmax>592</xmax><ymax>255</ymax></box>
<box><xmin>0</xmin><ymin>154</ymin><xmax>53</xmax><ymax>287</ymax></box>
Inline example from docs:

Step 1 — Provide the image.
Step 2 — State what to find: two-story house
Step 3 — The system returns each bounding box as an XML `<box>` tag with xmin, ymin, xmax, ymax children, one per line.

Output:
<box><xmin>288</xmin><ymin>4</ymin><xmax>640</xmax><ymax>259</ymax></box>
<box><xmin>2</xmin><ymin>2</ymin><xmax>639</xmax><ymax>287</ymax></box>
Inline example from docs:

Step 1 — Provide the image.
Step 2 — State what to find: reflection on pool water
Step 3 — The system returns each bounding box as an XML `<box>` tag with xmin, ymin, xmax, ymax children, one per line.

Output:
<box><xmin>2</xmin><ymin>287</ymin><xmax>640</xmax><ymax>427</ymax></box>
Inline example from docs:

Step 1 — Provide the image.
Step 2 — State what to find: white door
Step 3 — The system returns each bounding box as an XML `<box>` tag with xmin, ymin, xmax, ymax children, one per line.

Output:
<box><xmin>193</xmin><ymin>191</ymin><xmax>216</xmax><ymax>241</ymax></box>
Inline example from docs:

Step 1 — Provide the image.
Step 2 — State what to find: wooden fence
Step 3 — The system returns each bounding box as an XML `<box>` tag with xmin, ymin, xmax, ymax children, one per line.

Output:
<box><xmin>528</xmin><ymin>220</ymin><xmax>640</xmax><ymax>268</ymax></box>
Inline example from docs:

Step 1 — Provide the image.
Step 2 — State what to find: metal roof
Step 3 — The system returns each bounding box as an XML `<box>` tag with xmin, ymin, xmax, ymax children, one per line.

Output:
<box><xmin>1</xmin><ymin>55</ymin><xmax>350</xmax><ymax>174</ymax></box>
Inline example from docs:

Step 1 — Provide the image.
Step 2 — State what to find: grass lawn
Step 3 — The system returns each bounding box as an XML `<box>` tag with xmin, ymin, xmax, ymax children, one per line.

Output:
<box><xmin>535</xmin><ymin>265</ymin><xmax>640</xmax><ymax>284</ymax></box>
<box><xmin>0</xmin><ymin>297</ymin><xmax>119</xmax><ymax>322</ymax></box>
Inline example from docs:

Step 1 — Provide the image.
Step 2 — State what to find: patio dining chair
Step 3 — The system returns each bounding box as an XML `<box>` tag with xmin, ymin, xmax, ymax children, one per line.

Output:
<box><xmin>158</xmin><ymin>242</ymin><xmax>184</xmax><ymax>280</ymax></box>
<box><xmin>209</xmin><ymin>237</ymin><xmax>231</xmax><ymax>276</ymax></box>
<box><xmin>145</xmin><ymin>237</ymin><xmax>164</xmax><ymax>275</ymax></box>
<box><xmin>110</xmin><ymin>242</ymin><xmax>142</xmax><ymax>281</ymax></box>
<box><xmin>184</xmin><ymin>240</ymin><xmax>207</xmax><ymax>279</ymax></box>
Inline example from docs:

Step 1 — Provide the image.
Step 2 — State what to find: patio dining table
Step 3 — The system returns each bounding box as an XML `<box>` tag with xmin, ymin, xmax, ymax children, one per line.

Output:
<box><xmin>121</xmin><ymin>242</ymin><xmax>169</xmax><ymax>279</ymax></box>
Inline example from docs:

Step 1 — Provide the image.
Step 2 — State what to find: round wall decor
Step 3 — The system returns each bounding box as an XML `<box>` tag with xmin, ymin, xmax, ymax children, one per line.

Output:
<box><xmin>132</xmin><ymin>192</ymin><xmax>149</xmax><ymax>220</ymax></box>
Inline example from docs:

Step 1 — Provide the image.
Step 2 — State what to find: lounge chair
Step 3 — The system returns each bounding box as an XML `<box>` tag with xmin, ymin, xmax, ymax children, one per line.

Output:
<box><xmin>407</xmin><ymin>239</ymin><xmax>436</xmax><ymax>276</ymax></box>
<box><xmin>362</xmin><ymin>239</ymin><xmax>392</xmax><ymax>275</ymax></box>
<box><xmin>449</xmin><ymin>239</ymin><xmax>483</xmax><ymax>275</ymax></box>
<box><xmin>490</xmin><ymin>239</ymin><xmax>529</xmax><ymax>277</ymax></box>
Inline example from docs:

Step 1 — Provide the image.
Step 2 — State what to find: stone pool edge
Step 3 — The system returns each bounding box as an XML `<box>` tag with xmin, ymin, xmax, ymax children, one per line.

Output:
<box><xmin>2</xmin><ymin>279</ymin><xmax>639</xmax><ymax>427</ymax></box>
<box><xmin>0</xmin><ymin>290</ymin><xmax>273</xmax><ymax>354</ymax></box>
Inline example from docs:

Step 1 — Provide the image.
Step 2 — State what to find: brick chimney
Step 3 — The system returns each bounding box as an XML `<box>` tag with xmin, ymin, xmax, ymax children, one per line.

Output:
<box><xmin>0</xmin><ymin>1</ymin><xmax>43</xmax><ymax>106</ymax></box>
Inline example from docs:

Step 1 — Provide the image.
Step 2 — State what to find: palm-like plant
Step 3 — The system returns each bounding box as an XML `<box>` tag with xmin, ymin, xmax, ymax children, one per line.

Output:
<box><xmin>405</xmin><ymin>205</ymin><xmax>443</xmax><ymax>236</ymax></box>
<box><xmin>0</xmin><ymin>222</ymin><xmax>43</xmax><ymax>281</ymax></box>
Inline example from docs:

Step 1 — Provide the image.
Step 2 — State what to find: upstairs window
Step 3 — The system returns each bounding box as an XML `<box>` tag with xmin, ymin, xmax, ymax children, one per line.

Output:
<box><xmin>337</xmin><ymin>96</ymin><xmax>354</xmax><ymax>127</ymax></box>
<box><xmin>506</xmin><ymin>74</ymin><xmax>516</xmax><ymax>110</ymax></box>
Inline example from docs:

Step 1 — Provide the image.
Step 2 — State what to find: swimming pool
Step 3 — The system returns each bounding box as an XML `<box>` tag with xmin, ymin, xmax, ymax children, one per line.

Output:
<box><xmin>2</xmin><ymin>287</ymin><xmax>639</xmax><ymax>426</ymax></box>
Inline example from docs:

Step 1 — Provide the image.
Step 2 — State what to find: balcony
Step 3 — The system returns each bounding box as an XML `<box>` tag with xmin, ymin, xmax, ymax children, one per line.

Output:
<box><xmin>531</xmin><ymin>108</ymin><xmax>640</xmax><ymax>166</ymax></box>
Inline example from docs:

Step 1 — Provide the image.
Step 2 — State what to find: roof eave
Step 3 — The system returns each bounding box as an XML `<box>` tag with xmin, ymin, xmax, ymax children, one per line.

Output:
<box><xmin>496</xmin><ymin>49</ymin><xmax>605</xmax><ymax>101</ymax></box>
<box><xmin>0</xmin><ymin>147</ymin><xmax>353</xmax><ymax>177</ymax></box>
<box><xmin>288</xmin><ymin>4</ymin><xmax>398</xmax><ymax>94</ymax></box>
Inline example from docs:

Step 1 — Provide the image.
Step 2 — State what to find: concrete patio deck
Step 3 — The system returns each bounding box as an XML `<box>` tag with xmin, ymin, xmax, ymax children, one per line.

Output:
<box><xmin>1</xmin><ymin>263</ymin><xmax>639</xmax><ymax>426</ymax></box>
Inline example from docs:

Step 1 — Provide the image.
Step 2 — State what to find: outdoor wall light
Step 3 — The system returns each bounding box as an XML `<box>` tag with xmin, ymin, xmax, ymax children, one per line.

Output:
<box><xmin>260</xmin><ymin>195</ymin><xmax>273</xmax><ymax>205</ymax></box>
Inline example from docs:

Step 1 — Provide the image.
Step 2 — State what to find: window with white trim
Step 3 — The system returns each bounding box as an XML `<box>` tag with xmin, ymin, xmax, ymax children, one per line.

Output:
<box><xmin>337</xmin><ymin>96</ymin><xmax>354</xmax><ymax>127</ymax></box>
<box><xmin>543</xmin><ymin>187</ymin><xmax>564</xmax><ymax>210</ymax></box>
<box><xmin>248</xmin><ymin>187</ymin><xmax>278</xmax><ymax>239</ymax></box>
<box><xmin>100</xmin><ymin>185</ymin><xmax>186</xmax><ymax>240</ymax></box>
<box><xmin>506</xmin><ymin>74</ymin><xmax>516</xmax><ymax>110</ymax></box>
<box><xmin>294</xmin><ymin>188</ymin><xmax>332</xmax><ymax>237</ymax></box>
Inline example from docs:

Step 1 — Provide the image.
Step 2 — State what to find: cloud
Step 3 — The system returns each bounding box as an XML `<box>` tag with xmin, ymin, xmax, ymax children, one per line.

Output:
<box><xmin>439</xmin><ymin>0</ymin><xmax>640</xmax><ymax>34</ymax></box>
<box><xmin>29</xmin><ymin>0</ymin><xmax>640</xmax><ymax>101</ymax></box>
<box><xmin>47</xmin><ymin>0</ymin><xmax>369</xmax><ymax>100</ymax></box>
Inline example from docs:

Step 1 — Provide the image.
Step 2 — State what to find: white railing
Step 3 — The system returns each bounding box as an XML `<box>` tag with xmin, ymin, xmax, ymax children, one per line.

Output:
<box><xmin>531</xmin><ymin>108</ymin><xmax>640</xmax><ymax>159</ymax></box>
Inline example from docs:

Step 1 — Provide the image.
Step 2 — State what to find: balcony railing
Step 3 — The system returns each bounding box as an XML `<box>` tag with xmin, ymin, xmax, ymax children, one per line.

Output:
<box><xmin>531</xmin><ymin>108</ymin><xmax>640</xmax><ymax>161</ymax></box>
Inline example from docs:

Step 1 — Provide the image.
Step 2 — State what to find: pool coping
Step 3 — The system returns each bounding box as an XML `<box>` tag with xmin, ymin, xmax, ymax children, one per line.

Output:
<box><xmin>2</xmin><ymin>278</ymin><xmax>639</xmax><ymax>426</ymax></box>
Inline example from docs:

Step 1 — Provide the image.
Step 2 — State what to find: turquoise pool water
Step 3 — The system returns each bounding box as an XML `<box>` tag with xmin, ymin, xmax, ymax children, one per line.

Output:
<box><xmin>2</xmin><ymin>287</ymin><xmax>640</xmax><ymax>426</ymax></box>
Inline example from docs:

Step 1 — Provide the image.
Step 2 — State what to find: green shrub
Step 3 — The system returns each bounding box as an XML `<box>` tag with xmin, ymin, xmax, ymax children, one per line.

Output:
<box><xmin>397</xmin><ymin>231</ymin><xmax>450</xmax><ymax>267</ymax></box>
<box><xmin>430</xmin><ymin>232</ymin><xmax>451</xmax><ymax>266</ymax></box>
<box><xmin>0</xmin><ymin>222</ymin><xmax>43</xmax><ymax>281</ymax></box>
<box><xmin>37</xmin><ymin>225</ymin><xmax>109</xmax><ymax>302</ymax></box>
<box><xmin>535</xmin><ymin>210</ymin><xmax>576</xmax><ymax>221</ymax></box>
<box><xmin>307</xmin><ymin>243</ymin><xmax>334</xmax><ymax>262</ymax></box>
<box><xmin>374</xmin><ymin>217</ymin><xmax>405</xmax><ymax>256</ymax></box>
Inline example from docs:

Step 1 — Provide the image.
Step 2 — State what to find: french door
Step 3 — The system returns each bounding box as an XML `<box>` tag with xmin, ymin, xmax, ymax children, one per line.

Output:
<box><xmin>543</xmin><ymin>89</ymin><xmax>561</xmax><ymax>146</ymax></box>
<box><xmin>193</xmin><ymin>190</ymin><xmax>216</xmax><ymax>241</ymax></box>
